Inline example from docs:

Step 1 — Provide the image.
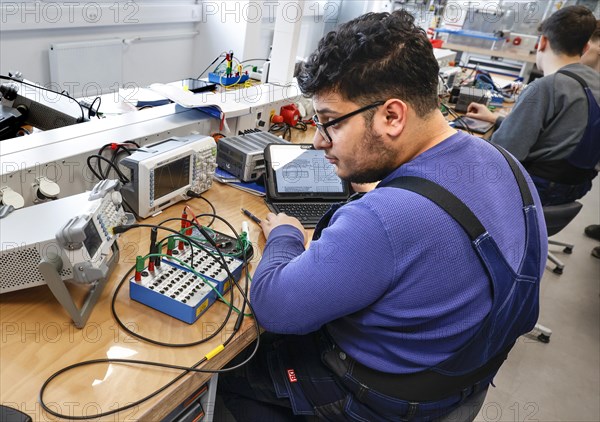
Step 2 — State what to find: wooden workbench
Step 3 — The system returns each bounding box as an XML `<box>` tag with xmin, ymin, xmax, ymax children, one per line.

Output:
<box><xmin>0</xmin><ymin>183</ymin><xmax>270</xmax><ymax>421</ymax></box>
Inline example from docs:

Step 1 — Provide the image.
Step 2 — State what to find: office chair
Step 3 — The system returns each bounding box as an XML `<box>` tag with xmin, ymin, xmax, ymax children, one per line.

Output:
<box><xmin>543</xmin><ymin>201</ymin><xmax>583</xmax><ymax>275</ymax></box>
<box><xmin>529</xmin><ymin>201</ymin><xmax>583</xmax><ymax>344</ymax></box>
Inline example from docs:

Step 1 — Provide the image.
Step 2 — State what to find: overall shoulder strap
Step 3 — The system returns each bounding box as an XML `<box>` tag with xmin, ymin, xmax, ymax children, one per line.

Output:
<box><xmin>557</xmin><ymin>69</ymin><xmax>589</xmax><ymax>88</ymax></box>
<box><xmin>489</xmin><ymin>143</ymin><xmax>534</xmax><ymax>207</ymax></box>
<box><xmin>381</xmin><ymin>144</ymin><xmax>534</xmax><ymax>240</ymax></box>
<box><xmin>381</xmin><ymin>177</ymin><xmax>486</xmax><ymax>241</ymax></box>
<box><xmin>556</xmin><ymin>70</ymin><xmax>600</xmax><ymax>170</ymax></box>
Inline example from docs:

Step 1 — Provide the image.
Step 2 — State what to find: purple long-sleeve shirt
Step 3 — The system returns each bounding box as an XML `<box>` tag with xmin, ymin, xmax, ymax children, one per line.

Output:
<box><xmin>251</xmin><ymin>131</ymin><xmax>547</xmax><ymax>373</ymax></box>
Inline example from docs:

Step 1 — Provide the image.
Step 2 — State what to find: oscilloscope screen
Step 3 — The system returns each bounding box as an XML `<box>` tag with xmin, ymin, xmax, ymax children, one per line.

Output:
<box><xmin>153</xmin><ymin>155</ymin><xmax>191</xmax><ymax>200</ymax></box>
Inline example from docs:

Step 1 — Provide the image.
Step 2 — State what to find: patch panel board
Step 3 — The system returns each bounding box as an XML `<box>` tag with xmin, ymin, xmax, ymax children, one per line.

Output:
<box><xmin>129</xmin><ymin>245</ymin><xmax>243</xmax><ymax>324</ymax></box>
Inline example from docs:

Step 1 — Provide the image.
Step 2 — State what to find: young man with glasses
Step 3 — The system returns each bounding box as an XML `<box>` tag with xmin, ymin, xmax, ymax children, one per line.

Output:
<box><xmin>217</xmin><ymin>10</ymin><xmax>546</xmax><ymax>422</ymax></box>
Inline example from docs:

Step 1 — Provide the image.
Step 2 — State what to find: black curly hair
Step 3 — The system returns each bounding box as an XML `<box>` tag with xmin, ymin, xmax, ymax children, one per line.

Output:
<box><xmin>297</xmin><ymin>10</ymin><xmax>439</xmax><ymax>116</ymax></box>
<box><xmin>538</xmin><ymin>6</ymin><xmax>596</xmax><ymax>56</ymax></box>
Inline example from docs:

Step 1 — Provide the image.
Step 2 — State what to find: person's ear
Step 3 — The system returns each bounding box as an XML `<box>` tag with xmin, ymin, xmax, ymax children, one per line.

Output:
<box><xmin>582</xmin><ymin>41</ymin><xmax>591</xmax><ymax>56</ymax></box>
<box><xmin>379</xmin><ymin>99</ymin><xmax>407</xmax><ymax>138</ymax></box>
<box><xmin>538</xmin><ymin>35</ymin><xmax>548</xmax><ymax>52</ymax></box>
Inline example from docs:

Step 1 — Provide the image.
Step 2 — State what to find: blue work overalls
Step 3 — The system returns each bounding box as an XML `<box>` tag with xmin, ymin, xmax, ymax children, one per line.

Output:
<box><xmin>262</xmin><ymin>145</ymin><xmax>543</xmax><ymax>421</ymax></box>
<box><xmin>557</xmin><ymin>70</ymin><xmax>600</xmax><ymax>172</ymax></box>
<box><xmin>527</xmin><ymin>69</ymin><xmax>600</xmax><ymax>205</ymax></box>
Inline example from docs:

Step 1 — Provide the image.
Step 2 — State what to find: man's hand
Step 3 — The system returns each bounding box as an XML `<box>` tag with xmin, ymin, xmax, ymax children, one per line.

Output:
<box><xmin>465</xmin><ymin>103</ymin><xmax>498</xmax><ymax>123</ymax></box>
<box><xmin>260</xmin><ymin>212</ymin><xmax>307</xmax><ymax>243</ymax></box>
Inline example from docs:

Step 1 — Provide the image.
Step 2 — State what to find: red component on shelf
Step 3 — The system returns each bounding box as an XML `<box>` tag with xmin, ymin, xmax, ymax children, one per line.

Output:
<box><xmin>431</xmin><ymin>39</ymin><xmax>444</xmax><ymax>48</ymax></box>
<box><xmin>280</xmin><ymin>104</ymin><xmax>300</xmax><ymax>126</ymax></box>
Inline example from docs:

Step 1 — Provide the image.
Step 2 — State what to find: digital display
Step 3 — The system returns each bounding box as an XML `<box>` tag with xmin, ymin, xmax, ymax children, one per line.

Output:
<box><xmin>154</xmin><ymin>156</ymin><xmax>191</xmax><ymax>200</ymax></box>
<box><xmin>270</xmin><ymin>147</ymin><xmax>344</xmax><ymax>194</ymax></box>
<box><xmin>83</xmin><ymin>220</ymin><xmax>102</xmax><ymax>258</ymax></box>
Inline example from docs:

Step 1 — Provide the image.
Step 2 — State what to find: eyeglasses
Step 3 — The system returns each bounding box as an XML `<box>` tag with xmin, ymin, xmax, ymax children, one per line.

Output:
<box><xmin>312</xmin><ymin>101</ymin><xmax>385</xmax><ymax>143</ymax></box>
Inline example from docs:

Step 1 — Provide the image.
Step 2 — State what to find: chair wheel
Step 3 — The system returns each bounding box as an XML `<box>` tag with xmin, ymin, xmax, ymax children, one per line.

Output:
<box><xmin>553</xmin><ymin>267</ymin><xmax>564</xmax><ymax>275</ymax></box>
<box><xmin>563</xmin><ymin>247</ymin><xmax>573</xmax><ymax>254</ymax></box>
<box><xmin>537</xmin><ymin>333</ymin><xmax>550</xmax><ymax>343</ymax></box>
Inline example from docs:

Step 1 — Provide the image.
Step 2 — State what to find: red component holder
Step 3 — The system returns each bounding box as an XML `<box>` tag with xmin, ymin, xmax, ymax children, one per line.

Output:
<box><xmin>280</xmin><ymin>104</ymin><xmax>300</xmax><ymax>126</ymax></box>
<box><xmin>431</xmin><ymin>39</ymin><xmax>444</xmax><ymax>48</ymax></box>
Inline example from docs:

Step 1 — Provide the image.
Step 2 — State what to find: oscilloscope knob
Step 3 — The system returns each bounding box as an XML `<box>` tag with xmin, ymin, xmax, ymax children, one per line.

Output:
<box><xmin>111</xmin><ymin>191</ymin><xmax>123</xmax><ymax>205</ymax></box>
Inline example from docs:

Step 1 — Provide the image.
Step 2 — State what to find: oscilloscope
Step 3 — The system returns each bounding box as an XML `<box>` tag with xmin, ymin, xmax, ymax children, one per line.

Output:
<box><xmin>120</xmin><ymin>135</ymin><xmax>217</xmax><ymax>218</ymax></box>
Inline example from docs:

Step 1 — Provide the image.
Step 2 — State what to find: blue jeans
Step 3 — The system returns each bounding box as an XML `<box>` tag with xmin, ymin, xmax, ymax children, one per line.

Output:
<box><xmin>216</xmin><ymin>331</ymin><xmax>488</xmax><ymax>421</ymax></box>
<box><xmin>530</xmin><ymin>175</ymin><xmax>592</xmax><ymax>206</ymax></box>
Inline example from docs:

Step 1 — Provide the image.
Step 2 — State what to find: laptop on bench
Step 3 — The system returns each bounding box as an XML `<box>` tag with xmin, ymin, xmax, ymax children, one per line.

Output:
<box><xmin>264</xmin><ymin>143</ymin><xmax>351</xmax><ymax>228</ymax></box>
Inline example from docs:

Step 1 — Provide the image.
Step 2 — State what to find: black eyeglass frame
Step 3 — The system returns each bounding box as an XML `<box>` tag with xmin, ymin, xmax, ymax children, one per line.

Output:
<box><xmin>312</xmin><ymin>101</ymin><xmax>386</xmax><ymax>143</ymax></box>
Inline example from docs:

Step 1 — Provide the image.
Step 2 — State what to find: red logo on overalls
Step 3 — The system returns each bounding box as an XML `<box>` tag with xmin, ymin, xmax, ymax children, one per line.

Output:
<box><xmin>287</xmin><ymin>369</ymin><xmax>297</xmax><ymax>383</ymax></box>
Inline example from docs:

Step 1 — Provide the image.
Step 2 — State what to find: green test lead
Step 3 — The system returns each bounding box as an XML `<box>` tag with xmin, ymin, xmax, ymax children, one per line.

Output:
<box><xmin>135</xmin><ymin>256</ymin><xmax>145</xmax><ymax>282</ymax></box>
<box><xmin>167</xmin><ymin>237</ymin><xmax>176</xmax><ymax>256</ymax></box>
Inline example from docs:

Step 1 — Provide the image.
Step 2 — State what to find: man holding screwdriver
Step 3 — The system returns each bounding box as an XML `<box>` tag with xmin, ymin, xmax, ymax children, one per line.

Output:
<box><xmin>217</xmin><ymin>9</ymin><xmax>546</xmax><ymax>422</ymax></box>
